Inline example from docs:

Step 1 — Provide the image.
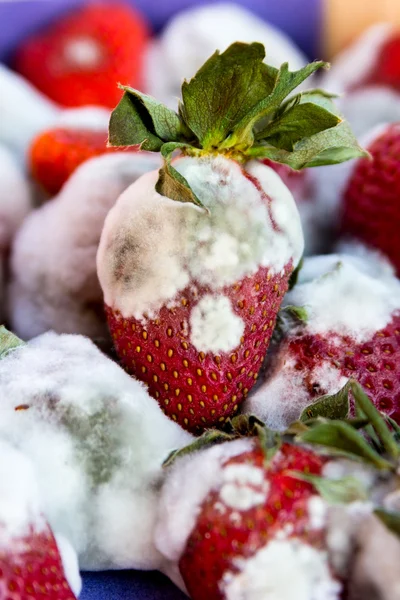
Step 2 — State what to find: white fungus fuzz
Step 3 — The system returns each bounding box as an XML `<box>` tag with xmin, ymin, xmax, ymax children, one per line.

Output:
<box><xmin>219</xmin><ymin>464</ymin><xmax>268</xmax><ymax>511</ymax></box>
<box><xmin>144</xmin><ymin>3</ymin><xmax>308</xmax><ymax>108</ymax></box>
<box><xmin>97</xmin><ymin>155</ymin><xmax>303</xmax><ymax>320</ymax></box>
<box><xmin>190</xmin><ymin>295</ymin><xmax>244</xmax><ymax>353</ymax></box>
<box><xmin>0</xmin><ymin>439</ymin><xmax>46</xmax><ymax>547</ymax></box>
<box><xmin>155</xmin><ymin>439</ymin><xmax>255</xmax><ymax>563</ymax></box>
<box><xmin>0</xmin><ymin>144</ymin><xmax>32</xmax><ymax>321</ymax></box>
<box><xmin>0</xmin><ymin>332</ymin><xmax>192</xmax><ymax>570</ymax></box>
<box><xmin>0</xmin><ymin>64</ymin><xmax>58</xmax><ymax>163</ymax></box>
<box><xmin>54</xmin><ymin>534</ymin><xmax>82</xmax><ymax>598</ymax></box>
<box><xmin>286</xmin><ymin>253</ymin><xmax>400</xmax><ymax>343</ymax></box>
<box><xmin>221</xmin><ymin>538</ymin><xmax>341</xmax><ymax>600</ymax></box>
<box><xmin>243</xmin><ymin>250</ymin><xmax>400</xmax><ymax>429</ymax></box>
<box><xmin>0</xmin><ymin>441</ymin><xmax>82</xmax><ymax>596</ymax></box>
<box><xmin>9</xmin><ymin>152</ymin><xmax>160</xmax><ymax>340</ymax></box>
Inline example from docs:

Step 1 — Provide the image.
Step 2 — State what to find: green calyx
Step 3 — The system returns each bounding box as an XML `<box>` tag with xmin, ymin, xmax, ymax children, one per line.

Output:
<box><xmin>0</xmin><ymin>326</ymin><xmax>25</xmax><ymax>359</ymax></box>
<box><xmin>109</xmin><ymin>42</ymin><xmax>367</xmax><ymax>206</ymax></box>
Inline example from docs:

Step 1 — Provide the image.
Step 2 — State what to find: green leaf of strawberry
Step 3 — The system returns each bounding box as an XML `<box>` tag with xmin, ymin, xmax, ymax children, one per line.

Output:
<box><xmin>180</xmin><ymin>42</ymin><xmax>277</xmax><ymax>150</ymax></box>
<box><xmin>300</xmin><ymin>380</ymin><xmax>351</xmax><ymax>421</ymax></box>
<box><xmin>292</xmin><ymin>472</ymin><xmax>369</xmax><ymax>504</ymax></box>
<box><xmin>298</xmin><ymin>420</ymin><xmax>393</xmax><ymax>469</ymax></box>
<box><xmin>108</xmin><ymin>42</ymin><xmax>366</xmax><ymax>205</ymax></box>
<box><xmin>0</xmin><ymin>326</ymin><xmax>25</xmax><ymax>359</ymax></box>
<box><xmin>250</xmin><ymin>121</ymin><xmax>369</xmax><ymax>169</ymax></box>
<box><xmin>254</xmin><ymin>102</ymin><xmax>341</xmax><ymax>152</ymax></box>
<box><xmin>374</xmin><ymin>508</ymin><xmax>400</xmax><ymax>537</ymax></box>
<box><xmin>109</xmin><ymin>87</ymin><xmax>192</xmax><ymax>150</ymax></box>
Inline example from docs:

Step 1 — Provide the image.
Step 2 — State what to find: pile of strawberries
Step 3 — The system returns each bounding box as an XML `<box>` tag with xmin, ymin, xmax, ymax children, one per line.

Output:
<box><xmin>1</xmin><ymin>3</ymin><xmax>400</xmax><ymax>600</ymax></box>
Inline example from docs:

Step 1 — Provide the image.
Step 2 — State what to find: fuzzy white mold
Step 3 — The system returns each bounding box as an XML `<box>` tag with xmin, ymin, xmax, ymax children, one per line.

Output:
<box><xmin>97</xmin><ymin>155</ymin><xmax>303</xmax><ymax>320</ymax></box>
<box><xmin>189</xmin><ymin>294</ymin><xmax>244</xmax><ymax>353</ymax></box>
<box><xmin>243</xmin><ymin>250</ymin><xmax>400</xmax><ymax>429</ymax></box>
<box><xmin>8</xmin><ymin>151</ymin><xmax>160</xmax><ymax>340</ymax></box>
<box><xmin>155</xmin><ymin>438</ymin><xmax>255</xmax><ymax>563</ymax></box>
<box><xmin>0</xmin><ymin>332</ymin><xmax>193</xmax><ymax>570</ymax></box>
<box><xmin>221</xmin><ymin>538</ymin><xmax>341</xmax><ymax>600</ymax></box>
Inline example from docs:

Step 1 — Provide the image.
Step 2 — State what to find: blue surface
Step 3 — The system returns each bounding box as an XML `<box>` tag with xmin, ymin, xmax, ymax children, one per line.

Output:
<box><xmin>80</xmin><ymin>571</ymin><xmax>186</xmax><ymax>600</ymax></box>
<box><xmin>0</xmin><ymin>1</ymin><xmax>321</xmax><ymax>598</ymax></box>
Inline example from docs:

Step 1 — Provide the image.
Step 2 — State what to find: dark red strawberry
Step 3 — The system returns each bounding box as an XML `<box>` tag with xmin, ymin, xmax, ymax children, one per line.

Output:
<box><xmin>106</xmin><ymin>264</ymin><xmax>291</xmax><ymax>433</ymax></box>
<box><xmin>0</xmin><ymin>439</ymin><xmax>79</xmax><ymax>599</ymax></box>
<box><xmin>156</xmin><ymin>383</ymin><xmax>400</xmax><ymax>600</ymax></box>
<box><xmin>179</xmin><ymin>441</ymin><xmax>331</xmax><ymax>600</ymax></box>
<box><xmin>340</xmin><ymin>123</ymin><xmax>400</xmax><ymax>274</ymax></box>
<box><xmin>245</xmin><ymin>252</ymin><xmax>400</xmax><ymax>428</ymax></box>
<box><xmin>14</xmin><ymin>3</ymin><xmax>149</xmax><ymax>108</ymax></box>
<box><xmin>98</xmin><ymin>43</ymin><xmax>364</xmax><ymax>432</ymax></box>
<box><xmin>29</xmin><ymin>127</ymin><xmax>138</xmax><ymax>196</ymax></box>
<box><xmin>362</xmin><ymin>34</ymin><xmax>400</xmax><ymax>91</ymax></box>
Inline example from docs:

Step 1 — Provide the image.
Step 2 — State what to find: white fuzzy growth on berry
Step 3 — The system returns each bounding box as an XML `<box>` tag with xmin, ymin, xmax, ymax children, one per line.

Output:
<box><xmin>308</xmin><ymin>496</ymin><xmax>328</xmax><ymax>530</ymax></box>
<box><xmin>97</xmin><ymin>155</ymin><xmax>303</xmax><ymax>320</ymax></box>
<box><xmin>0</xmin><ymin>64</ymin><xmax>58</xmax><ymax>163</ymax></box>
<box><xmin>287</xmin><ymin>253</ymin><xmax>400</xmax><ymax>342</ymax></box>
<box><xmin>219</xmin><ymin>463</ymin><xmax>269</xmax><ymax>511</ymax></box>
<box><xmin>54</xmin><ymin>534</ymin><xmax>82</xmax><ymax>597</ymax></box>
<box><xmin>221</xmin><ymin>538</ymin><xmax>341</xmax><ymax>600</ymax></box>
<box><xmin>190</xmin><ymin>295</ymin><xmax>244</xmax><ymax>353</ymax></box>
<box><xmin>9</xmin><ymin>152</ymin><xmax>159</xmax><ymax>340</ymax></box>
<box><xmin>155</xmin><ymin>439</ymin><xmax>255</xmax><ymax>563</ymax></box>
<box><xmin>243</xmin><ymin>250</ymin><xmax>400</xmax><ymax>429</ymax></box>
<box><xmin>0</xmin><ymin>440</ymin><xmax>46</xmax><ymax>547</ymax></box>
<box><xmin>0</xmin><ymin>332</ymin><xmax>192</xmax><ymax>570</ymax></box>
<box><xmin>0</xmin><ymin>145</ymin><xmax>32</xmax><ymax>250</ymax></box>
<box><xmin>144</xmin><ymin>3</ymin><xmax>308</xmax><ymax>108</ymax></box>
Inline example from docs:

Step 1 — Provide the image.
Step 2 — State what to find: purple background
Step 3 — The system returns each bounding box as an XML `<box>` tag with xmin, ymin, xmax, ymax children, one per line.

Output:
<box><xmin>0</xmin><ymin>0</ymin><xmax>321</xmax><ymax>62</ymax></box>
<box><xmin>0</xmin><ymin>1</ymin><xmax>320</xmax><ymax>598</ymax></box>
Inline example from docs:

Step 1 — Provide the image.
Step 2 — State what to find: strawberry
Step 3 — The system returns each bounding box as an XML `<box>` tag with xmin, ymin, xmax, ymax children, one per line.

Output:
<box><xmin>0</xmin><ymin>326</ymin><xmax>193</xmax><ymax>571</ymax></box>
<box><xmin>244</xmin><ymin>252</ymin><xmax>400</xmax><ymax>429</ymax></box>
<box><xmin>362</xmin><ymin>34</ymin><xmax>400</xmax><ymax>91</ymax></box>
<box><xmin>155</xmin><ymin>383</ymin><xmax>400</xmax><ymax>600</ymax></box>
<box><xmin>97</xmin><ymin>43</ymin><xmax>365</xmax><ymax>432</ymax></box>
<box><xmin>13</xmin><ymin>3</ymin><xmax>149</xmax><ymax>108</ymax></box>
<box><xmin>323</xmin><ymin>24</ymin><xmax>400</xmax><ymax>95</ymax></box>
<box><xmin>29</xmin><ymin>127</ymin><xmax>138</xmax><ymax>196</ymax></box>
<box><xmin>0</xmin><ymin>439</ymin><xmax>80</xmax><ymax>599</ymax></box>
<box><xmin>339</xmin><ymin>123</ymin><xmax>400</xmax><ymax>274</ymax></box>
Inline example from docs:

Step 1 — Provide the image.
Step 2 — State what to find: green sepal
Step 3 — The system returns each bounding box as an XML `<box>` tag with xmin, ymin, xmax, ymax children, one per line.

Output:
<box><xmin>249</xmin><ymin>121</ymin><xmax>368</xmax><ymax>169</ymax></box>
<box><xmin>300</xmin><ymin>381</ymin><xmax>351</xmax><ymax>422</ymax></box>
<box><xmin>375</xmin><ymin>508</ymin><xmax>400</xmax><ymax>537</ymax></box>
<box><xmin>273</xmin><ymin>304</ymin><xmax>307</xmax><ymax>344</ymax></box>
<box><xmin>288</xmin><ymin>257</ymin><xmax>303</xmax><ymax>291</ymax></box>
<box><xmin>255</xmin><ymin>102</ymin><xmax>341</xmax><ymax>152</ymax></box>
<box><xmin>180</xmin><ymin>42</ymin><xmax>278</xmax><ymax>151</ymax></box>
<box><xmin>109</xmin><ymin>87</ymin><xmax>193</xmax><ymax>150</ymax></box>
<box><xmin>280</xmin><ymin>305</ymin><xmax>308</xmax><ymax>323</ymax></box>
<box><xmin>163</xmin><ymin>429</ymin><xmax>233</xmax><ymax>468</ymax></box>
<box><xmin>350</xmin><ymin>380</ymin><xmax>400</xmax><ymax>461</ymax></box>
<box><xmin>298</xmin><ymin>420</ymin><xmax>394</xmax><ymax>470</ymax></box>
<box><xmin>291</xmin><ymin>471</ymin><xmax>369</xmax><ymax>504</ymax></box>
<box><xmin>155</xmin><ymin>162</ymin><xmax>204</xmax><ymax>209</ymax></box>
<box><xmin>0</xmin><ymin>326</ymin><xmax>25</xmax><ymax>360</ymax></box>
<box><xmin>222</xmin><ymin>61</ymin><xmax>328</xmax><ymax>150</ymax></box>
